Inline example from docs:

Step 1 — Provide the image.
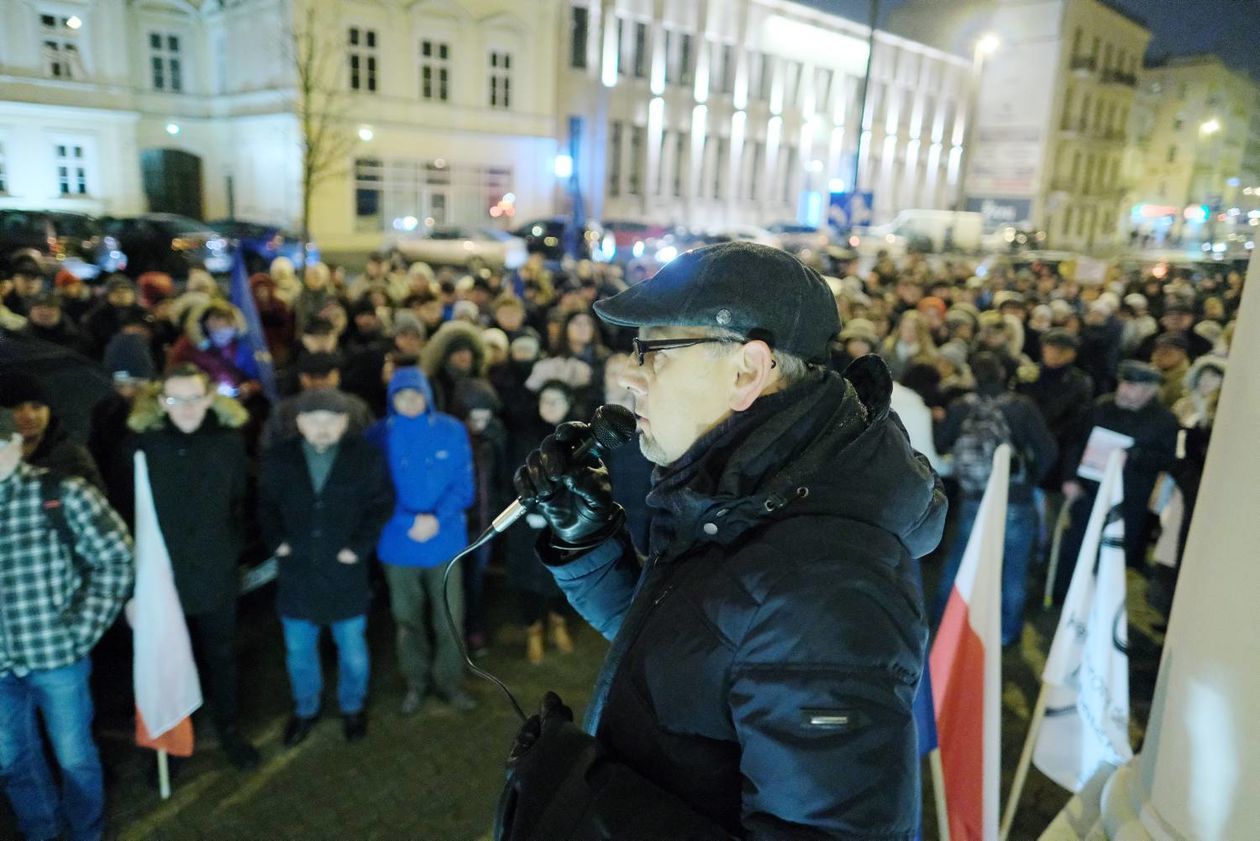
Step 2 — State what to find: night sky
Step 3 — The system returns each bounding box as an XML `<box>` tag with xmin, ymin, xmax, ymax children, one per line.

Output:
<box><xmin>800</xmin><ymin>0</ymin><xmax>1260</xmax><ymax>78</ymax></box>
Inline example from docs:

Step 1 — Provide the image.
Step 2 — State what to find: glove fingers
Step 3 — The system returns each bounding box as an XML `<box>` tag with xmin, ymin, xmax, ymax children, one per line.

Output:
<box><xmin>565</xmin><ymin>470</ymin><xmax>613</xmax><ymax>514</ymax></box>
<box><xmin>552</xmin><ymin>421</ymin><xmax>588</xmax><ymax>444</ymax></box>
<box><xmin>538</xmin><ymin>434</ymin><xmax>572</xmax><ymax>483</ymax></box>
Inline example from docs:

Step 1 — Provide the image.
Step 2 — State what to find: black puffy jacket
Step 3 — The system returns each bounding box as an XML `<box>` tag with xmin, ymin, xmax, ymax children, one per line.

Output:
<box><xmin>536</xmin><ymin>361</ymin><xmax>946</xmax><ymax>839</ymax></box>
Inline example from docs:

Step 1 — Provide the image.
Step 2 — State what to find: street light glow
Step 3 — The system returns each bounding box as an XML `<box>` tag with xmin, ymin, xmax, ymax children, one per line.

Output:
<box><xmin>976</xmin><ymin>33</ymin><xmax>1000</xmax><ymax>56</ymax></box>
<box><xmin>66</xmin><ymin>15</ymin><xmax>82</xmax><ymax>30</ymax></box>
<box><xmin>553</xmin><ymin>154</ymin><xmax>573</xmax><ymax>179</ymax></box>
<box><xmin>358</xmin><ymin>126</ymin><xmax>374</xmax><ymax>142</ymax></box>
<box><xmin>165</xmin><ymin>123</ymin><xmax>180</xmax><ymax>135</ymax></box>
<box><xmin>1200</xmin><ymin>118</ymin><xmax>1221</xmax><ymax>135</ymax></box>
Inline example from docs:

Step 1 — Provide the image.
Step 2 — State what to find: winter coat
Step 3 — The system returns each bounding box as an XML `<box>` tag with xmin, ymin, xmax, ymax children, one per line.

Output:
<box><xmin>128</xmin><ymin>388</ymin><xmax>250</xmax><ymax>614</ymax></box>
<box><xmin>166</xmin><ymin>301</ymin><xmax>260</xmax><ymax>392</ymax></box>
<box><xmin>29</xmin><ymin>416</ymin><xmax>104</xmax><ymax>491</ymax></box>
<box><xmin>534</xmin><ymin>359</ymin><xmax>947</xmax><ymax>838</ymax></box>
<box><xmin>257</xmin><ymin>436</ymin><xmax>394</xmax><ymax>623</ymax></box>
<box><xmin>1018</xmin><ymin>363</ymin><xmax>1095</xmax><ymax>488</ymax></box>
<box><xmin>367</xmin><ymin>368</ymin><xmax>475</xmax><ymax>569</ymax></box>
<box><xmin>25</xmin><ymin>319</ymin><xmax>96</xmax><ymax>358</ymax></box>
<box><xmin>81</xmin><ymin>302</ymin><xmax>149</xmax><ymax>357</ymax></box>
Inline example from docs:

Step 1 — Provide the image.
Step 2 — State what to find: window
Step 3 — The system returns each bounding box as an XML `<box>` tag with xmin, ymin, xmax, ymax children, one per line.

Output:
<box><xmin>719</xmin><ymin>44</ymin><xmax>735</xmax><ymax>94</ymax></box>
<box><xmin>0</xmin><ymin>139</ymin><xmax>7</xmax><ymax>193</ymax></box>
<box><xmin>570</xmin><ymin>5</ymin><xmax>589</xmax><ymax>69</ymax></box>
<box><xmin>628</xmin><ymin>125</ymin><xmax>644</xmax><ymax>195</ymax></box>
<box><xmin>759</xmin><ymin>54</ymin><xmax>774</xmax><ymax>101</ymax></box>
<box><xmin>784</xmin><ymin>60</ymin><xmax>803</xmax><ymax>107</ymax></box>
<box><xmin>149</xmin><ymin>32</ymin><xmax>183</xmax><ymax>92</ymax></box>
<box><xmin>40</xmin><ymin>13</ymin><xmax>84</xmax><ymax>80</ymax></box>
<box><xmin>712</xmin><ymin>137</ymin><xmax>726</xmax><ymax>198</ymax></box>
<box><xmin>355</xmin><ymin>158</ymin><xmax>384</xmax><ymax>231</ymax></box>
<box><xmin>815</xmin><ymin>67</ymin><xmax>833</xmax><ymax>113</ymax></box>
<box><xmin>673</xmin><ymin>131</ymin><xmax>687</xmax><ymax>197</ymax></box>
<box><xmin>616</xmin><ymin>18</ymin><xmax>626</xmax><ymax>75</ymax></box>
<box><xmin>348</xmin><ymin>27</ymin><xmax>378</xmax><ymax>92</ymax></box>
<box><xmin>421</xmin><ymin>40</ymin><xmax>451</xmax><ymax>101</ymax></box>
<box><xmin>1167</xmin><ymin>145</ymin><xmax>1177</xmax><ymax>164</ymax></box>
<box><xmin>749</xmin><ymin>140</ymin><xmax>764</xmax><ymax>199</ymax></box>
<box><xmin>54</xmin><ymin>142</ymin><xmax>89</xmax><ymax>196</ymax></box>
<box><xmin>633</xmin><ymin>22</ymin><xmax>647</xmax><ymax>79</ymax></box>
<box><xmin>1173</xmin><ymin>115</ymin><xmax>1183</xmax><ymax>131</ymax></box>
<box><xmin>489</xmin><ymin>51</ymin><xmax>512</xmax><ymax>108</ymax></box>
<box><xmin>663</xmin><ymin>30</ymin><xmax>674</xmax><ymax>85</ymax></box>
<box><xmin>608</xmin><ymin>121</ymin><xmax>623</xmax><ymax>197</ymax></box>
<box><xmin>679</xmin><ymin>34</ymin><xmax>693</xmax><ymax>86</ymax></box>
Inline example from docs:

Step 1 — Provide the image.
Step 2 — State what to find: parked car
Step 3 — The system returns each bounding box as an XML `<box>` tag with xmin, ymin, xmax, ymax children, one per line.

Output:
<box><xmin>0</xmin><ymin>209</ymin><xmax>127</xmax><ymax>280</ymax></box>
<box><xmin>102</xmin><ymin>214</ymin><xmax>233</xmax><ymax>277</ymax></box>
<box><xmin>511</xmin><ymin>217</ymin><xmax>611</xmax><ymax>262</ymax></box>
<box><xmin>387</xmin><ymin>225</ymin><xmax>528</xmax><ymax>271</ymax></box>
<box><xmin>208</xmin><ymin>219</ymin><xmax>319</xmax><ymax>273</ymax></box>
<box><xmin>600</xmin><ymin>219</ymin><xmax>669</xmax><ymax>263</ymax></box>
<box><xmin>766</xmin><ymin>222</ymin><xmax>832</xmax><ymax>258</ymax></box>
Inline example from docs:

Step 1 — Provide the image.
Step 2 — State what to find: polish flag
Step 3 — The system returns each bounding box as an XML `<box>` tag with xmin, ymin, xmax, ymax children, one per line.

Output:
<box><xmin>930</xmin><ymin>444</ymin><xmax>1008</xmax><ymax>841</ymax></box>
<box><xmin>131</xmin><ymin>451</ymin><xmax>202</xmax><ymax>756</ymax></box>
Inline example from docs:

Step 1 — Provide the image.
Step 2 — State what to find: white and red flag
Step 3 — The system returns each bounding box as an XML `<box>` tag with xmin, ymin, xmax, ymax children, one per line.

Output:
<box><xmin>930</xmin><ymin>444</ymin><xmax>1008</xmax><ymax>841</ymax></box>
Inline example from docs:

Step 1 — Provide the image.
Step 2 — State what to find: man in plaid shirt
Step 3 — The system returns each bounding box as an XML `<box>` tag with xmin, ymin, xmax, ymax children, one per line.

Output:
<box><xmin>0</xmin><ymin>407</ymin><xmax>133</xmax><ymax>841</ymax></box>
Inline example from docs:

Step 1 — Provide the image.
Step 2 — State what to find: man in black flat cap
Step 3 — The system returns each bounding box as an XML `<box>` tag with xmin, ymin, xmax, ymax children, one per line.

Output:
<box><xmin>498</xmin><ymin>242</ymin><xmax>947</xmax><ymax>840</ymax></box>
<box><xmin>1054</xmin><ymin>359</ymin><xmax>1179</xmax><ymax>600</ymax></box>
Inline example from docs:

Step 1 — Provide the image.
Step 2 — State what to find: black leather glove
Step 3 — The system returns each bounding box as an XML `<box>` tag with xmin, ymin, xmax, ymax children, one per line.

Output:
<box><xmin>513</xmin><ymin>421</ymin><xmax>624</xmax><ymax>550</ymax></box>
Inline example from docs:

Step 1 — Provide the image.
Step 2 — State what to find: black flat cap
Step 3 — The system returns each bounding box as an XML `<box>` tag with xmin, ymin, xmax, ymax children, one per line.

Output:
<box><xmin>1117</xmin><ymin>360</ymin><xmax>1161</xmax><ymax>384</ymax></box>
<box><xmin>1041</xmin><ymin>328</ymin><xmax>1080</xmax><ymax>350</ymax></box>
<box><xmin>593</xmin><ymin>242</ymin><xmax>839</xmax><ymax>364</ymax></box>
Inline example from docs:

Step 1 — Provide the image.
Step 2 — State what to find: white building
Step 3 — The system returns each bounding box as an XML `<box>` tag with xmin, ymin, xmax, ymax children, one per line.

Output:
<box><xmin>889</xmin><ymin>0</ymin><xmax>1151</xmax><ymax>252</ymax></box>
<box><xmin>1</xmin><ymin>0</ymin><xmax>972</xmax><ymax>252</ymax></box>
<box><xmin>1128</xmin><ymin>55</ymin><xmax>1260</xmax><ymax>247</ymax></box>
<box><xmin>561</xmin><ymin>0</ymin><xmax>974</xmax><ymax>231</ymax></box>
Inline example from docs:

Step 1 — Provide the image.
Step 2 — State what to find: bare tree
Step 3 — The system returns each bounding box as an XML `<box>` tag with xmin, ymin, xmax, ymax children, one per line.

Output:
<box><xmin>288</xmin><ymin>1</ymin><xmax>356</xmax><ymax>247</ymax></box>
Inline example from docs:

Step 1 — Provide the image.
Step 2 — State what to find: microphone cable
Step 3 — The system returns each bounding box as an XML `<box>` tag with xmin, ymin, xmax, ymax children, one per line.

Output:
<box><xmin>440</xmin><ymin>526</ymin><xmax>528</xmax><ymax>722</ymax></box>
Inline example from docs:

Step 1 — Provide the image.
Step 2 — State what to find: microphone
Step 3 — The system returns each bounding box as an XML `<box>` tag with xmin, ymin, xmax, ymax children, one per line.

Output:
<box><xmin>490</xmin><ymin>403</ymin><xmax>637</xmax><ymax>533</ymax></box>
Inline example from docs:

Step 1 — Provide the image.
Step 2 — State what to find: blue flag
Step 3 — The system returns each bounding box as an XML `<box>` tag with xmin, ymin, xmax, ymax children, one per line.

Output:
<box><xmin>227</xmin><ymin>252</ymin><xmax>278</xmax><ymax>403</ymax></box>
<box><xmin>914</xmin><ymin>659</ymin><xmax>938</xmax><ymax>755</ymax></box>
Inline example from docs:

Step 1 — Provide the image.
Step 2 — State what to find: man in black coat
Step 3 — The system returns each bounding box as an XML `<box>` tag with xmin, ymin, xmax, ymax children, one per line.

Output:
<box><xmin>0</xmin><ymin>371</ymin><xmax>103</xmax><ymax>490</ymax></box>
<box><xmin>129</xmin><ymin>362</ymin><xmax>259</xmax><ymax>769</ymax></box>
<box><xmin>501</xmin><ymin>243</ymin><xmax>946</xmax><ymax>840</ymax></box>
<box><xmin>257</xmin><ymin>389</ymin><xmax>393</xmax><ymax>746</ymax></box>
<box><xmin>1053</xmin><ymin>360</ymin><xmax>1179</xmax><ymax>599</ymax></box>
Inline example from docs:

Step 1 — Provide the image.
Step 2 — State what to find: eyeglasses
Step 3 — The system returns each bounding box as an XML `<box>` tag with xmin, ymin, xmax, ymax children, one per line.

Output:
<box><xmin>161</xmin><ymin>395</ymin><xmax>207</xmax><ymax>407</ymax></box>
<box><xmin>631</xmin><ymin>337</ymin><xmax>734</xmax><ymax>367</ymax></box>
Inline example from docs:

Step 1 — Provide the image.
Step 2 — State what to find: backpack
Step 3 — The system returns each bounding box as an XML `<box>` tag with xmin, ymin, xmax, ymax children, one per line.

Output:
<box><xmin>952</xmin><ymin>393</ymin><xmax>1017</xmax><ymax>496</ymax></box>
<box><xmin>38</xmin><ymin>470</ymin><xmax>80</xmax><ymax>559</ymax></box>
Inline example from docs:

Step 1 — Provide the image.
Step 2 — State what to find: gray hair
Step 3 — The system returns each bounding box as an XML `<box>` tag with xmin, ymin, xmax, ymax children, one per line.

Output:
<box><xmin>702</xmin><ymin>327</ymin><xmax>815</xmax><ymax>388</ymax></box>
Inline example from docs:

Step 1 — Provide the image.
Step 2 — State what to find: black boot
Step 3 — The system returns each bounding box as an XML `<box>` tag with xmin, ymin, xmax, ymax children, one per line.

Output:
<box><xmin>283</xmin><ymin>711</ymin><xmax>320</xmax><ymax>747</ymax></box>
<box><xmin>221</xmin><ymin>728</ymin><xmax>260</xmax><ymax>770</ymax></box>
<box><xmin>342</xmin><ymin>711</ymin><xmax>368</xmax><ymax>743</ymax></box>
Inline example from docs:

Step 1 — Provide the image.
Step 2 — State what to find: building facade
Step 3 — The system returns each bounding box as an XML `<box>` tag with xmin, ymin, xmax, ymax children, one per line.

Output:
<box><xmin>2</xmin><ymin>0</ymin><xmax>970</xmax><ymax>252</ymax></box>
<box><xmin>889</xmin><ymin>0</ymin><xmax>1151</xmax><ymax>253</ymax></box>
<box><xmin>1128</xmin><ymin>55</ymin><xmax>1260</xmax><ymax>248</ymax></box>
<box><xmin>561</xmin><ymin>0</ymin><xmax>973</xmax><ymax>231</ymax></box>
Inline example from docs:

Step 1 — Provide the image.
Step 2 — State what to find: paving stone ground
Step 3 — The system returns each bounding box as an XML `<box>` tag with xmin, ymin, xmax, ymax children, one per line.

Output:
<box><xmin>2</xmin><ymin>565</ymin><xmax>1166</xmax><ymax>841</ymax></box>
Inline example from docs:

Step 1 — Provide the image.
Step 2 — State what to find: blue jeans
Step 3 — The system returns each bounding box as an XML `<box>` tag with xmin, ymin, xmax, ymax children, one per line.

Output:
<box><xmin>0</xmin><ymin>658</ymin><xmax>104</xmax><ymax>841</ymax></box>
<box><xmin>280</xmin><ymin>615</ymin><xmax>369</xmax><ymax>717</ymax></box>
<box><xmin>935</xmin><ymin>497</ymin><xmax>1038</xmax><ymax>647</ymax></box>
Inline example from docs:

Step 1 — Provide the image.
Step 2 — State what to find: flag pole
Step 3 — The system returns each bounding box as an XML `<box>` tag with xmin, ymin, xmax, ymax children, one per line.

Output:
<box><xmin>157</xmin><ymin>749</ymin><xmax>171</xmax><ymax>800</ymax></box>
<box><xmin>998</xmin><ymin>681</ymin><xmax>1049</xmax><ymax>840</ymax></box>
<box><xmin>1043</xmin><ymin>504</ymin><xmax>1069</xmax><ymax>609</ymax></box>
<box><xmin>929</xmin><ymin>747</ymin><xmax>951</xmax><ymax>841</ymax></box>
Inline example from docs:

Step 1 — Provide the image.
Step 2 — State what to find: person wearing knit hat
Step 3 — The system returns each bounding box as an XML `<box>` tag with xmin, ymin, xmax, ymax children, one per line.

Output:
<box><xmin>24</xmin><ymin>292</ymin><xmax>96</xmax><ymax>357</ymax></box>
<box><xmin>82</xmin><ymin>275</ymin><xmax>149</xmax><ymax>356</ymax></box>
<box><xmin>0</xmin><ymin>371</ymin><xmax>103</xmax><ymax>488</ymax></box>
<box><xmin>54</xmin><ymin>267</ymin><xmax>96</xmax><ymax>325</ymax></box>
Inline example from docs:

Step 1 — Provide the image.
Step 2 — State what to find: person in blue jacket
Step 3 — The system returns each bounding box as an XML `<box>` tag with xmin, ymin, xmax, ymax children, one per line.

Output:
<box><xmin>367</xmin><ymin>367</ymin><xmax>477</xmax><ymax>714</ymax></box>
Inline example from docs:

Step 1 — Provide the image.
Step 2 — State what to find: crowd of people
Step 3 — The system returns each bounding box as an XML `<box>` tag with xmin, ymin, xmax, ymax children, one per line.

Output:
<box><xmin>0</xmin><ymin>243</ymin><xmax>1241</xmax><ymax>840</ymax></box>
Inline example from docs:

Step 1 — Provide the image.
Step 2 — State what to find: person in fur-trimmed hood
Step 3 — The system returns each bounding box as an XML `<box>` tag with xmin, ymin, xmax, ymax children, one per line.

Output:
<box><xmin>126</xmin><ymin>362</ymin><xmax>260</xmax><ymax>770</ymax></box>
<box><xmin>167</xmin><ymin>300</ymin><xmax>263</xmax><ymax>402</ymax></box>
<box><xmin>419</xmin><ymin>319</ymin><xmax>491</xmax><ymax>418</ymax></box>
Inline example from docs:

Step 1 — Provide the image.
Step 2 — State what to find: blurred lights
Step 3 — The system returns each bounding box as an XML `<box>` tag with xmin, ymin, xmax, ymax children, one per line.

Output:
<box><xmin>165</xmin><ymin>122</ymin><xmax>180</xmax><ymax>135</ymax></box>
<box><xmin>66</xmin><ymin>15</ymin><xmax>82</xmax><ymax>29</ymax></box>
<box><xmin>1200</xmin><ymin>118</ymin><xmax>1221</xmax><ymax>135</ymax></box>
<box><xmin>976</xmin><ymin>33</ymin><xmax>1000</xmax><ymax>56</ymax></box>
<box><xmin>553</xmin><ymin>154</ymin><xmax>573</xmax><ymax>179</ymax></box>
<box><xmin>828</xmin><ymin>178</ymin><xmax>847</xmax><ymax>193</ymax></box>
<box><xmin>358</xmin><ymin>126</ymin><xmax>374</xmax><ymax>142</ymax></box>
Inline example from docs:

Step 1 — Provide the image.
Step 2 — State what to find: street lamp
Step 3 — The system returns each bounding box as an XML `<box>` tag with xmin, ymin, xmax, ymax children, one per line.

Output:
<box><xmin>976</xmin><ymin>32</ymin><xmax>1001</xmax><ymax>57</ymax></box>
<box><xmin>1200</xmin><ymin>118</ymin><xmax>1221</xmax><ymax>136</ymax></box>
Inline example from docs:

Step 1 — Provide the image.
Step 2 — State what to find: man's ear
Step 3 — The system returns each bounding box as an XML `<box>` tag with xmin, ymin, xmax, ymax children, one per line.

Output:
<box><xmin>729</xmin><ymin>340</ymin><xmax>776</xmax><ymax>412</ymax></box>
